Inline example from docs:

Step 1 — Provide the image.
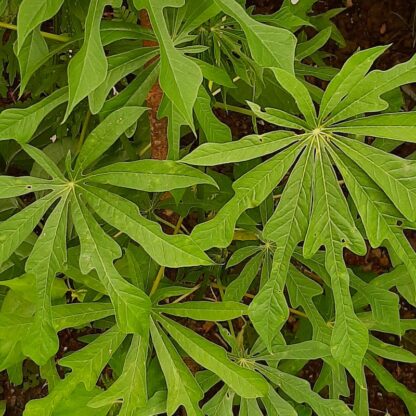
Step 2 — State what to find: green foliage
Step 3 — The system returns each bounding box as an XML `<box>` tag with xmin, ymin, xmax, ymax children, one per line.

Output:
<box><xmin>0</xmin><ymin>1</ymin><xmax>416</xmax><ymax>415</ymax></box>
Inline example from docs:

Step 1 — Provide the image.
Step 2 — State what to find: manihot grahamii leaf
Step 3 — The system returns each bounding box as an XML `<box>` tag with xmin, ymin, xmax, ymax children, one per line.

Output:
<box><xmin>85</xmin><ymin>159</ymin><xmax>218</xmax><ymax>192</ymax></box>
<box><xmin>74</xmin><ymin>106</ymin><xmax>147</xmax><ymax>175</ymax></box>
<box><xmin>156</xmin><ymin>315</ymin><xmax>269</xmax><ymax>399</ymax></box>
<box><xmin>16</xmin><ymin>0</ymin><xmax>64</xmax><ymax>52</ymax></box>
<box><xmin>65</xmin><ymin>0</ymin><xmax>123</xmax><ymax>119</ymax></box>
<box><xmin>249</xmin><ymin>145</ymin><xmax>314</xmax><ymax>350</ymax></box>
<box><xmin>89</xmin><ymin>333</ymin><xmax>149</xmax><ymax>415</ymax></box>
<box><xmin>259</xmin><ymin>365</ymin><xmax>355</xmax><ymax>416</ymax></box>
<box><xmin>24</xmin><ymin>326</ymin><xmax>126</xmax><ymax>416</ymax></box>
<box><xmin>326</xmin><ymin>53</ymin><xmax>416</xmax><ymax>124</ymax></box>
<box><xmin>303</xmin><ymin>147</ymin><xmax>368</xmax><ymax>385</ymax></box>
<box><xmin>330</xmin><ymin>146</ymin><xmax>416</xmax><ymax>300</ymax></box>
<box><xmin>78</xmin><ymin>185</ymin><xmax>213</xmax><ymax>267</ymax></box>
<box><xmin>214</xmin><ymin>0</ymin><xmax>296</xmax><ymax>73</ymax></box>
<box><xmin>184</xmin><ymin>48</ymin><xmax>416</xmax><ymax>388</ymax></box>
<box><xmin>156</xmin><ymin>300</ymin><xmax>248</xmax><ymax>321</ymax></box>
<box><xmin>0</xmin><ymin>87</ymin><xmax>68</xmax><ymax>143</ymax></box>
<box><xmin>70</xmin><ymin>194</ymin><xmax>151</xmax><ymax>335</ymax></box>
<box><xmin>150</xmin><ymin>319</ymin><xmax>204</xmax><ymax>416</ymax></box>
<box><xmin>0</xmin><ymin>190</ymin><xmax>61</xmax><ymax>266</ymax></box>
<box><xmin>22</xmin><ymin>195</ymin><xmax>69</xmax><ymax>365</ymax></box>
<box><xmin>190</xmin><ymin>141</ymin><xmax>304</xmax><ymax>249</ymax></box>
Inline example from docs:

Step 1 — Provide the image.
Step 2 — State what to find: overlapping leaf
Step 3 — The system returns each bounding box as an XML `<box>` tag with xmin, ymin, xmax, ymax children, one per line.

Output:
<box><xmin>183</xmin><ymin>46</ymin><xmax>416</xmax><ymax>385</ymax></box>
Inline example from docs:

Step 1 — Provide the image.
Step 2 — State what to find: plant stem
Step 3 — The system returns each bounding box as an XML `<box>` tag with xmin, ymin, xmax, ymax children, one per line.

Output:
<box><xmin>172</xmin><ymin>283</ymin><xmax>202</xmax><ymax>304</ymax></box>
<box><xmin>76</xmin><ymin>110</ymin><xmax>91</xmax><ymax>154</ymax></box>
<box><xmin>150</xmin><ymin>216</ymin><xmax>184</xmax><ymax>296</ymax></box>
<box><xmin>138</xmin><ymin>142</ymin><xmax>151</xmax><ymax>157</ymax></box>
<box><xmin>213</xmin><ymin>101</ymin><xmax>256</xmax><ymax>117</ymax></box>
<box><xmin>153</xmin><ymin>214</ymin><xmax>178</xmax><ymax>231</ymax></box>
<box><xmin>0</xmin><ymin>21</ymin><xmax>71</xmax><ymax>42</ymax></box>
<box><xmin>150</xmin><ymin>266</ymin><xmax>165</xmax><ymax>297</ymax></box>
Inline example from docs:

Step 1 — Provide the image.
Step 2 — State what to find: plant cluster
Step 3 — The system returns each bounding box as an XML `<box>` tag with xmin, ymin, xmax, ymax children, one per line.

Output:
<box><xmin>0</xmin><ymin>0</ymin><xmax>416</xmax><ymax>415</ymax></box>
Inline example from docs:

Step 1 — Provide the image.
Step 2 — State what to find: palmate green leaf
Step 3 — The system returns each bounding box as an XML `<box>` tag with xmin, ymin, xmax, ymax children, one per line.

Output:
<box><xmin>202</xmin><ymin>385</ymin><xmax>234</xmax><ymax>416</ymax></box>
<box><xmin>240</xmin><ymin>398</ymin><xmax>262</xmax><ymax>416</ymax></box>
<box><xmin>261</xmin><ymin>385</ymin><xmax>296</xmax><ymax>416</ymax></box>
<box><xmin>296</xmin><ymin>27</ymin><xmax>332</xmax><ymax>61</ymax></box>
<box><xmin>0</xmin><ymin>176</ymin><xmax>57</xmax><ymax>198</ymax></box>
<box><xmin>54</xmin><ymin>386</ymin><xmax>112</xmax><ymax>416</ymax></box>
<box><xmin>65</xmin><ymin>0</ymin><xmax>122</xmax><ymax>119</ymax></box>
<box><xmin>64</xmin><ymin>263</ymin><xmax>107</xmax><ymax>294</ymax></box>
<box><xmin>250</xmin><ymin>145</ymin><xmax>313</xmax><ymax>350</ymax></box>
<box><xmin>352</xmin><ymin>264</ymin><xmax>412</xmax><ymax>308</ymax></box>
<box><xmin>303</xmin><ymin>248</ymin><xmax>401</xmax><ymax>337</ymax></box>
<box><xmin>318</xmin><ymin>46</ymin><xmax>388</xmax><ymax>122</ymax></box>
<box><xmin>194</xmin><ymin>87</ymin><xmax>232</xmax><ymax>143</ymax></box>
<box><xmin>100</xmin><ymin>64</ymin><xmax>158</xmax><ymax>119</ymax></box>
<box><xmin>89</xmin><ymin>333</ymin><xmax>148</xmax><ymax>415</ymax></box>
<box><xmin>125</xmin><ymin>244</ymin><xmax>158</xmax><ymax>292</ymax></box>
<box><xmin>59</xmin><ymin>326</ymin><xmax>126</xmax><ymax>390</ymax></box>
<box><xmin>24</xmin><ymin>326</ymin><xmax>125</xmax><ymax>416</ymax></box>
<box><xmin>22</xmin><ymin>195</ymin><xmax>69</xmax><ymax>365</ymax></box>
<box><xmin>327</xmin><ymin>53</ymin><xmax>416</xmax><ymax>124</ymax></box>
<box><xmin>247</xmin><ymin>102</ymin><xmax>309</xmax><ymax>130</ymax></box>
<box><xmin>214</xmin><ymin>0</ymin><xmax>296</xmax><ymax>73</ymax></box>
<box><xmin>16</xmin><ymin>0</ymin><xmax>64</xmax><ymax>52</ymax></box>
<box><xmin>190</xmin><ymin>58</ymin><xmax>235</xmax><ymax>88</ymax></box>
<box><xmin>156</xmin><ymin>301</ymin><xmax>248</xmax><ymax>321</ymax></box>
<box><xmin>254</xmin><ymin>340</ymin><xmax>332</xmax><ymax>362</ymax></box>
<box><xmin>191</xmin><ymin>142</ymin><xmax>304</xmax><ymax>249</ymax></box>
<box><xmin>17</xmin><ymin>36</ymin><xmax>81</xmax><ymax>94</ymax></box>
<box><xmin>349</xmin><ymin>272</ymin><xmax>400</xmax><ymax>335</ymax></box>
<box><xmin>331</xmin><ymin>112</ymin><xmax>416</xmax><ymax>141</ymax></box>
<box><xmin>75</xmin><ymin>106</ymin><xmax>147</xmax><ymax>174</ymax></box>
<box><xmin>176</xmin><ymin>0</ymin><xmax>220</xmax><ymax>37</ymax></box>
<box><xmin>182</xmin><ymin>131</ymin><xmax>299</xmax><ymax>166</ymax></box>
<box><xmin>368</xmin><ymin>336</ymin><xmax>416</xmax><ymax>363</ymax></box>
<box><xmin>150</xmin><ymin>319</ymin><xmax>204</xmax><ymax>416</ymax></box>
<box><xmin>271</xmin><ymin>68</ymin><xmax>317</xmax><ymax>125</ymax></box>
<box><xmin>133</xmin><ymin>391</ymin><xmax>167</xmax><ymax>416</ymax></box>
<box><xmin>0</xmin><ymin>303</ymin><xmax>114</xmax><ymax>342</ymax></box>
<box><xmin>303</xmin><ymin>148</ymin><xmax>368</xmax><ymax>385</ymax></box>
<box><xmin>0</xmin><ymin>190</ymin><xmax>61</xmax><ymax>266</ymax></box>
<box><xmin>259</xmin><ymin>365</ymin><xmax>355</xmax><ymax>416</ymax></box>
<box><xmin>79</xmin><ymin>185</ymin><xmax>213</xmax><ymax>267</ymax></box>
<box><xmin>15</xmin><ymin>27</ymin><xmax>48</xmax><ymax>94</ymax></box>
<box><xmin>70</xmin><ymin>194</ymin><xmax>151</xmax><ymax>335</ymax></box>
<box><xmin>286</xmin><ymin>265</ymin><xmax>331</xmax><ymax>342</ymax></box>
<box><xmin>134</xmin><ymin>0</ymin><xmax>202</xmax><ymax>128</ymax></box>
<box><xmin>85</xmin><ymin>160</ymin><xmax>217</xmax><ymax>191</ymax></box>
<box><xmin>51</xmin><ymin>302</ymin><xmax>114</xmax><ymax>330</ymax></box>
<box><xmin>156</xmin><ymin>315</ymin><xmax>268</xmax><ymax>399</ymax></box>
<box><xmin>295</xmin><ymin>62</ymin><xmax>338</xmax><ymax>82</ymax></box>
<box><xmin>224</xmin><ymin>252</ymin><xmax>262</xmax><ymax>302</ymax></box>
<box><xmin>330</xmin><ymin>147</ymin><xmax>416</xmax><ymax>300</ymax></box>
<box><xmin>0</xmin><ymin>273</ymin><xmax>66</xmax><ymax>304</ymax></box>
<box><xmin>334</xmin><ymin>136</ymin><xmax>416</xmax><ymax>222</ymax></box>
<box><xmin>0</xmin><ymin>87</ymin><xmax>68</xmax><ymax>143</ymax></box>
<box><xmin>22</xmin><ymin>143</ymin><xmax>67</xmax><ymax>180</ymax></box>
<box><xmin>226</xmin><ymin>245</ymin><xmax>261</xmax><ymax>268</ymax></box>
<box><xmin>89</xmin><ymin>47</ymin><xmax>159</xmax><ymax>114</ymax></box>
<box><xmin>99</xmin><ymin>20</ymin><xmax>155</xmax><ymax>45</ymax></box>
